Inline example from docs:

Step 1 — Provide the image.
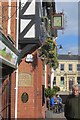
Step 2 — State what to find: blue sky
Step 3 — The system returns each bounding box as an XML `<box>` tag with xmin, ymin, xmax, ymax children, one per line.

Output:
<box><xmin>55</xmin><ymin>1</ymin><xmax>79</xmax><ymax>55</ymax></box>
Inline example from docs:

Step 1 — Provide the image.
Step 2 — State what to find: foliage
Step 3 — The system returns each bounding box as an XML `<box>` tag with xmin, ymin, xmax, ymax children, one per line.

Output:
<box><xmin>53</xmin><ymin>86</ymin><xmax>60</xmax><ymax>93</ymax></box>
<box><xmin>45</xmin><ymin>86</ymin><xmax>60</xmax><ymax>98</ymax></box>
<box><xmin>45</xmin><ymin>88</ymin><xmax>56</xmax><ymax>98</ymax></box>
<box><xmin>38</xmin><ymin>37</ymin><xmax>59</xmax><ymax>69</ymax></box>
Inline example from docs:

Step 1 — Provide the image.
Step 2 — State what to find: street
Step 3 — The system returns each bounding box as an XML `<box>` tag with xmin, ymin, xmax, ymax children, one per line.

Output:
<box><xmin>45</xmin><ymin>110</ymin><xmax>67</xmax><ymax>120</ymax></box>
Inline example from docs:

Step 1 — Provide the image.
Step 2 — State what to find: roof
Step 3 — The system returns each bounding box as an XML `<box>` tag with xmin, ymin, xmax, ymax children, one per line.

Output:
<box><xmin>58</xmin><ymin>54</ymin><xmax>80</xmax><ymax>60</ymax></box>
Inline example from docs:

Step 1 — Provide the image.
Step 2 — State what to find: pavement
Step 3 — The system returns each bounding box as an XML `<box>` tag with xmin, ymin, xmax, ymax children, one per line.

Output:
<box><xmin>45</xmin><ymin>110</ymin><xmax>67</xmax><ymax>120</ymax></box>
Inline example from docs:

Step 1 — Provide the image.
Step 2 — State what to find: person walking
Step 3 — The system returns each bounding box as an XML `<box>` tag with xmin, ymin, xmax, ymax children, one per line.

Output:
<box><xmin>64</xmin><ymin>84</ymin><xmax>80</xmax><ymax>120</ymax></box>
<box><xmin>56</xmin><ymin>94</ymin><xmax>63</xmax><ymax>113</ymax></box>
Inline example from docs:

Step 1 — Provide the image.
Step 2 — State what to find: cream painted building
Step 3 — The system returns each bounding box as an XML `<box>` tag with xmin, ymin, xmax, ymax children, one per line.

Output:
<box><xmin>54</xmin><ymin>54</ymin><xmax>80</xmax><ymax>92</ymax></box>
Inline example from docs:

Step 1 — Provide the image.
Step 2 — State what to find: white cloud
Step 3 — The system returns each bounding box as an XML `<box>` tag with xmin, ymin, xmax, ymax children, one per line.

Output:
<box><xmin>56</xmin><ymin>2</ymin><xmax>78</xmax><ymax>35</ymax></box>
<box><xmin>69</xmin><ymin>46</ymin><xmax>78</xmax><ymax>55</ymax></box>
<box><xmin>55</xmin><ymin>1</ymin><xmax>79</xmax><ymax>55</ymax></box>
<box><xmin>55</xmin><ymin>0</ymin><xmax>79</xmax><ymax>2</ymax></box>
<box><xmin>58</xmin><ymin>46</ymin><xmax>78</xmax><ymax>55</ymax></box>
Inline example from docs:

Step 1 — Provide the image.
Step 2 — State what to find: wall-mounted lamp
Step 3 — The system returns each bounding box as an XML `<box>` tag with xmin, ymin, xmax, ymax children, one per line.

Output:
<box><xmin>25</xmin><ymin>54</ymin><xmax>33</xmax><ymax>63</ymax></box>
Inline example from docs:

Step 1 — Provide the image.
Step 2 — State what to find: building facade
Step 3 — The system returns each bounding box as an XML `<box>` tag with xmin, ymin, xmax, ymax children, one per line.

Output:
<box><xmin>0</xmin><ymin>1</ymin><xmax>19</xmax><ymax>119</ymax></box>
<box><xmin>0</xmin><ymin>0</ymin><xmax>60</xmax><ymax>119</ymax></box>
<box><xmin>54</xmin><ymin>54</ymin><xmax>80</xmax><ymax>92</ymax></box>
<box><xmin>17</xmin><ymin>0</ymin><xmax>56</xmax><ymax>118</ymax></box>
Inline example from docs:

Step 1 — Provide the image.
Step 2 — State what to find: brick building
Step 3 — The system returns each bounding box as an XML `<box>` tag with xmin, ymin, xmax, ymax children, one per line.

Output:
<box><xmin>0</xmin><ymin>1</ymin><xmax>19</xmax><ymax>119</ymax></box>
<box><xmin>0</xmin><ymin>1</ymin><xmax>55</xmax><ymax>119</ymax></box>
<box><xmin>17</xmin><ymin>1</ymin><xmax>56</xmax><ymax>118</ymax></box>
<box><xmin>0</xmin><ymin>1</ymin><xmax>58</xmax><ymax>119</ymax></box>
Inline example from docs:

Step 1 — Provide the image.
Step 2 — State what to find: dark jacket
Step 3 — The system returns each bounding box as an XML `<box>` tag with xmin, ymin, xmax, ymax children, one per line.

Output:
<box><xmin>64</xmin><ymin>94</ymin><xmax>80</xmax><ymax>119</ymax></box>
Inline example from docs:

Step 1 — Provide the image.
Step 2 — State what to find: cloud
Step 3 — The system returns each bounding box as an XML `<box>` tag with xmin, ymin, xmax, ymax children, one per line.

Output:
<box><xmin>58</xmin><ymin>46</ymin><xmax>78</xmax><ymax>55</ymax></box>
<box><xmin>55</xmin><ymin>0</ymin><xmax>79</xmax><ymax>2</ymax></box>
<box><xmin>56</xmin><ymin>2</ymin><xmax>78</xmax><ymax>36</ymax></box>
<box><xmin>55</xmin><ymin>1</ymin><xmax>80</xmax><ymax>55</ymax></box>
<box><xmin>69</xmin><ymin>46</ymin><xmax>78</xmax><ymax>55</ymax></box>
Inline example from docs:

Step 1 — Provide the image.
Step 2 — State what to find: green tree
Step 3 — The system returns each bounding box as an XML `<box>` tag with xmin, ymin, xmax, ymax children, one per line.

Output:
<box><xmin>45</xmin><ymin>88</ymin><xmax>56</xmax><ymax>98</ymax></box>
<box><xmin>45</xmin><ymin>86</ymin><xmax>60</xmax><ymax>98</ymax></box>
<box><xmin>53</xmin><ymin>86</ymin><xmax>60</xmax><ymax>93</ymax></box>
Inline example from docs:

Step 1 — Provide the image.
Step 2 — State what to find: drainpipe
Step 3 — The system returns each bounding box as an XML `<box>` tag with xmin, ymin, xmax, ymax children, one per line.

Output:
<box><xmin>45</xmin><ymin>64</ymin><xmax>47</xmax><ymax>88</ymax></box>
<box><xmin>51</xmin><ymin>68</ymin><xmax>54</xmax><ymax>89</ymax></box>
<box><xmin>15</xmin><ymin>0</ymin><xmax>19</xmax><ymax>119</ymax></box>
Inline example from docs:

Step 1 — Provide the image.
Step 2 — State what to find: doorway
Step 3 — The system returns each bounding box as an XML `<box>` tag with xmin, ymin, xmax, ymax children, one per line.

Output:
<box><xmin>69</xmin><ymin>79</ymin><xmax>73</xmax><ymax>91</ymax></box>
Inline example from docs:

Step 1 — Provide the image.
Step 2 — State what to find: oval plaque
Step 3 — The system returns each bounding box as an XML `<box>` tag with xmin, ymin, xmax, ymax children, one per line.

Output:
<box><xmin>21</xmin><ymin>92</ymin><xmax>29</xmax><ymax>103</ymax></box>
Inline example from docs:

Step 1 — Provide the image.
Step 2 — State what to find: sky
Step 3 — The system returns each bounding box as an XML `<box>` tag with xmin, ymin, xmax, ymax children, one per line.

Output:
<box><xmin>55</xmin><ymin>1</ymin><xmax>79</xmax><ymax>55</ymax></box>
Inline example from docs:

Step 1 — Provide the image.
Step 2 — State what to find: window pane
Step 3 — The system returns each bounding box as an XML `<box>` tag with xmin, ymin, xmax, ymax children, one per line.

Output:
<box><xmin>69</xmin><ymin>64</ymin><xmax>72</xmax><ymax>71</ymax></box>
<box><xmin>60</xmin><ymin>77</ymin><xmax>64</xmax><ymax>86</ymax></box>
<box><xmin>53</xmin><ymin>77</ymin><xmax>56</xmax><ymax>85</ymax></box>
<box><xmin>77</xmin><ymin>64</ymin><xmax>80</xmax><ymax>71</ymax></box>
<box><xmin>60</xmin><ymin>64</ymin><xmax>64</xmax><ymax>71</ymax></box>
<box><xmin>77</xmin><ymin>77</ymin><xmax>80</xmax><ymax>85</ymax></box>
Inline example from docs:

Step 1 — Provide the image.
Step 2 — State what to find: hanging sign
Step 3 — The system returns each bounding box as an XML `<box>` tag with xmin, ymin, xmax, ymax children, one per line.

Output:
<box><xmin>52</xmin><ymin>13</ymin><xmax>64</xmax><ymax>30</ymax></box>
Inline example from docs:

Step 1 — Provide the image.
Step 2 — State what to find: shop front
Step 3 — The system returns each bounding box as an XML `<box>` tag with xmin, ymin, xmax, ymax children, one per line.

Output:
<box><xmin>0</xmin><ymin>31</ymin><xmax>19</xmax><ymax>119</ymax></box>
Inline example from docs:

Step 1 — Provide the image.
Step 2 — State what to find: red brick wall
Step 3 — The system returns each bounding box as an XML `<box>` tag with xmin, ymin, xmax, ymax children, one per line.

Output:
<box><xmin>1</xmin><ymin>73</ymin><xmax>15</xmax><ymax>118</ymax></box>
<box><xmin>2</xmin><ymin>2</ymin><xmax>16</xmax><ymax>45</ymax></box>
<box><xmin>17</xmin><ymin>51</ymin><xmax>45</xmax><ymax>118</ymax></box>
<box><xmin>11</xmin><ymin>72</ymin><xmax>16</xmax><ymax>118</ymax></box>
<box><xmin>2</xmin><ymin>78</ymin><xmax>8</xmax><ymax>118</ymax></box>
<box><xmin>2</xmin><ymin>2</ymin><xmax>8</xmax><ymax>35</ymax></box>
<box><xmin>1</xmin><ymin>1</ymin><xmax>17</xmax><ymax>118</ymax></box>
<box><xmin>1</xmin><ymin>1</ymin><xmax>46</xmax><ymax>118</ymax></box>
<box><xmin>11</xmin><ymin>2</ymin><xmax>17</xmax><ymax>44</ymax></box>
